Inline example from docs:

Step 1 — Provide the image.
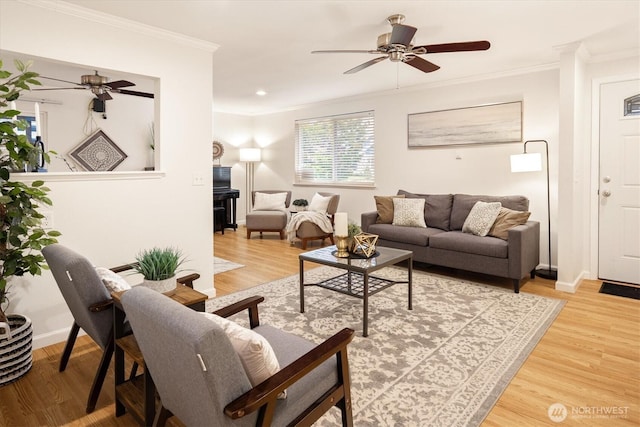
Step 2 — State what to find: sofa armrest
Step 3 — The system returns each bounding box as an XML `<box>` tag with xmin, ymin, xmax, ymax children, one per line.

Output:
<box><xmin>361</xmin><ymin>211</ymin><xmax>378</xmax><ymax>232</ymax></box>
<box><xmin>507</xmin><ymin>220</ymin><xmax>540</xmax><ymax>280</ymax></box>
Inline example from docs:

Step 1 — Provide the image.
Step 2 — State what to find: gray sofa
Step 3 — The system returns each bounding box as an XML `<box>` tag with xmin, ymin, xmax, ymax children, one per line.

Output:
<box><xmin>361</xmin><ymin>191</ymin><xmax>540</xmax><ymax>293</ymax></box>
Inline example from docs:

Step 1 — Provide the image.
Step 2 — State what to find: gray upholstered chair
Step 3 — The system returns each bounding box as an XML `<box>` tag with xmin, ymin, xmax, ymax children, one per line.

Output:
<box><xmin>120</xmin><ymin>286</ymin><xmax>355</xmax><ymax>427</ymax></box>
<box><xmin>295</xmin><ymin>192</ymin><xmax>340</xmax><ymax>249</ymax></box>
<box><xmin>246</xmin><ymin>190</ymin><xmax>292</xmax><ymax>240</ymax></box>
<box><xmin>42</xmin><ymin>244</ymin><xmax>199</xmax><ymax>413</ymax></box>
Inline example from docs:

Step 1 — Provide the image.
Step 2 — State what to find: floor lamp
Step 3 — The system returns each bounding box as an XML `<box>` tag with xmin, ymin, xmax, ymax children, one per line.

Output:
<box><xmin>239</xmin><ymin>147</ymin><xmax>261</xmax><ymax>216</ymax></box>
<box><xmin>510</xmin><ymin>139</ymin><xmax>557</xmax><ymax>280</ymax></box>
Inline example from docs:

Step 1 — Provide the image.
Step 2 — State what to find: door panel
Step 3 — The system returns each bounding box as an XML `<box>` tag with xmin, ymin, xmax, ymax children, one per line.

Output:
<box><xmin>599</xmin><ymin>79</ymin><xmax>640</xmax><ymax>284</ymax></box>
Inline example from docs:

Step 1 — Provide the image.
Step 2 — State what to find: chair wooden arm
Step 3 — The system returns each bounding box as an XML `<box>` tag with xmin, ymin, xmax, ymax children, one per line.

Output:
<box><xmin>224</xmin><ymin>327</ymin><xmax>355</xmax><ymax>419</ymax></box>
<box><xmin>110</xmin><ymin>263</ymin><xmax>137</xmax><ymax>274</ymax></box>
<box><xmin>177</xmin><ymin>273</ymin><xmax>200</xmax><ymax>289</ymax></box>
<box><xmin>88</xmin><ymin>299</ymin><xmax>113</xmax><ymax>312</ymax></box>
<box><xmin>212</xmin><ymin>296</ymin><xmax>264</xmax><ymax>329</ymax></box>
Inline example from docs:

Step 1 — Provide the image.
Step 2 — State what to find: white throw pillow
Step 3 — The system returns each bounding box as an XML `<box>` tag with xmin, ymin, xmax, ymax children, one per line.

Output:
<box><xmin>253</xmin><ymin>192</ymin><xmax>287</xmax><ymax>211</ymax></box>
<box><xmin>200</xmin><ymin>312</ymin><xmax>286</xmax><ymax>398</ymax></box>
<box><xmin>462</xmin><ymin>201</ymin><xmax>502</xmax><ymax>236</ymax></box>
<box><xmin>308</xmin><ymin>193</ymin><xmax>332</xmax><ymax>214</ymax></box>
<box><xmin>392</xmin><ymin>198</ymin><xmax>427</xmax><ymax>228</ymax></box>
<box><xmin>95</xmin><ymin>267</ymin><xmax>131</xmax><ymax>293</ymax></box>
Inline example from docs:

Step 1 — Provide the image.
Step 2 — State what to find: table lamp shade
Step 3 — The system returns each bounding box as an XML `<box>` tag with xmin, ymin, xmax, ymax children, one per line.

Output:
<box><xmin>510</xmin><ymin>152</ymin><xmax>542</xmax><ymax>173</ymax></box>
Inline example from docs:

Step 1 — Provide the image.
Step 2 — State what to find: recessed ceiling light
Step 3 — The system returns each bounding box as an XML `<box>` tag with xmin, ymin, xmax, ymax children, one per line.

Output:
<box><xmin>256</xmin><ymin>90</ymin><xmax>267</xmax><ymax>96</ymax></box>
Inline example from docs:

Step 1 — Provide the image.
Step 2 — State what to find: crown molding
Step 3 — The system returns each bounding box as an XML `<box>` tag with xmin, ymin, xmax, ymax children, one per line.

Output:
<box><xmin>20</xmin><ymin>0</ymin><xmax>219</xmax><ymax>53</ymax></box>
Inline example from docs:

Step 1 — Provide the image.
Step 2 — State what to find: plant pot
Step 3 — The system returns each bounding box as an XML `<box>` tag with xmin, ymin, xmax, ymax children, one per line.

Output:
<box><xmin>140</xmin><ymin>276</ymin><xmax>177</xmax><ymax>293</ymax></box>
<box><xmin>0</xmin><ymin>314</ymin><xmax>33</xmax><ymax>387</ymax></box>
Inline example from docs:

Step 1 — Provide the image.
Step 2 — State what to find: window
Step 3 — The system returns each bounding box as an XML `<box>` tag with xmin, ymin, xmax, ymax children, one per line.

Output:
<box><xmin>294</xmin><ymin>111</ymin><xmax>374</xmax><ymax>186</ymax></box>
<box><xmin>624</xmin><ymin>94</ymin><xmax>640</xmax><ymax>116</ymax></box>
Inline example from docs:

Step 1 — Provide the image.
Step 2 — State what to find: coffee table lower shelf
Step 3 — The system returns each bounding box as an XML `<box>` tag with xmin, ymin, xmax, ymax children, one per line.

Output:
<box><xmin>309</xmin><ymin>272</ymin><xmax>403</xmax><ymax>299</ymax></box>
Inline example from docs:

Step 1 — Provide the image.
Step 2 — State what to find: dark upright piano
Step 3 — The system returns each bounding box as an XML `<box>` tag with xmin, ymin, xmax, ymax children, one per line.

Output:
<box><xmin>213</xmin><ymin>166</ymin><xmax>239</xmax><ymax>231</ymax></box>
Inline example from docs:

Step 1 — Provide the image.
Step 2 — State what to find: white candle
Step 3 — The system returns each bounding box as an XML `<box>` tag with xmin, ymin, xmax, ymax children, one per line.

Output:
<box><xmin>334</xmin><ymin>212</ymin><xmax>348</xmax><ymax>236</ymax></box>
<box><xmin>9</xmin><ymin>101</ymin><xmax>16</xmax><ymax>111</ymax></box>
<box><xmin>34</xmin><ymin>102</ymin><xmax>40</xmax><ymax>136</ymax></box>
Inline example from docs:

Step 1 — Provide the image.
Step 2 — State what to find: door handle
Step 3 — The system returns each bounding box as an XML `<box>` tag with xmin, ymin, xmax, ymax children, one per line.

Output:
<box><xmin>602</xmin><ymin>189</ymin><xmax>612</xmax><ymax>197</ymax></box>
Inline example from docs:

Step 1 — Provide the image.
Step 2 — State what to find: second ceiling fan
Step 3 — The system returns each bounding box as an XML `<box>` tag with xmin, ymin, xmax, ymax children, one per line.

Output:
<box><xmin>312</xmin><ymin>14</ymin><xmax>490</xmax><ymax>74</ymax></box>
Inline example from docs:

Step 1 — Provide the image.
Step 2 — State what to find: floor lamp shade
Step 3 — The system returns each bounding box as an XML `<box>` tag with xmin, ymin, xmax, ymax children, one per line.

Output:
<box><xmin>239</xmin><ymin>148</ymin><xmax>261</xmax><ymax>162</ymax></box>
<box><xmin>510</xmin><ymin>152</ymin><xmax>542</xmax><ymax>173</ymax></box>
<box><xmin>511</xmin><ymin>140</ymin><xmax>557</xmax><ymax>281</ymax></box>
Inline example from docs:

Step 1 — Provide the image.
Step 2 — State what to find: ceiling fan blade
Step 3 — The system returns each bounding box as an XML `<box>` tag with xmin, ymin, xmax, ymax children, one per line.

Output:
<box><xmin>97</xmin><ymin>92</ymin><xmax>113</xmax><ymax>101</ymax></box>
<box><xmin>116</xmin><ymin>89</ymin><xmax>155</xmax><ymax>99</ymax></box>
<box><xmin>414</xmin><ymin>40</ymin><xmax>491</xmax><ymax>54</ymax></box>
<box><xmin>106</xmin><ymin>80</ymin><xmax>135</xmax><ymax>89</ymax></box>
<box><xmin>40</xmin><ymin>76</ymin><xmax>83</xmax><ymax>86</ymax></box>
<box><xmin>344</xmin><ymin>56</ymin><xmax>387</xmax><ymax>74</ymax></box>
<box><xmin>312</xmin><ymin>49</ymin><xmax>380</xmax><ymax>54</ymax></box>
<box><xmin>32</xmin><ymin>87</ymin><xmax>86</xmax><ymax>91</ymax></box>
<box><xmin>389</xmin><ymin>24</ymin><xmax>417</xmax><ymax>46</ymax></box>
<box><xmin>403</xmin><ymin>56</ymin><xmax>440</xmax><ymax>73</ymax></box>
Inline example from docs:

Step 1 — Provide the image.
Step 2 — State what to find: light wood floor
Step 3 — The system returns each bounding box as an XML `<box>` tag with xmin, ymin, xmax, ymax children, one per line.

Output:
<box><xmin>1</xmin><ymin>228</ymin><xmax>638</xmax><ymax>426</ymax></box>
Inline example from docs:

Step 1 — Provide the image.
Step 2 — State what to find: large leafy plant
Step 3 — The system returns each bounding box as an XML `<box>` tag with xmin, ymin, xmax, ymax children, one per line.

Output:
<box><xmin>0</xmin><ymin>59</ymin><xmax>60</xmax><ymax>323</ymax></box>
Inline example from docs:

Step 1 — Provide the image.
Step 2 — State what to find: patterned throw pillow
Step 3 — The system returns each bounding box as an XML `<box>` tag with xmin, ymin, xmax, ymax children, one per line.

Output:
<box><xmin>488</xmin><ymin>207</ymin><xmax>531</xmax><ymax>240</ymax></box>
<box><xmin>462</xmin><ymin>201</ymin><xmax>502</xmax><ymax>236</ymax></box>
<box><xmin>392</xmin><ymin>198</ymin><xmax>427</xmax><ymax>228</ymax></box>
<box><xmin>96</xmin><ymin>267</ymin><xmax>132</xmax><ymax>293</ymax></box>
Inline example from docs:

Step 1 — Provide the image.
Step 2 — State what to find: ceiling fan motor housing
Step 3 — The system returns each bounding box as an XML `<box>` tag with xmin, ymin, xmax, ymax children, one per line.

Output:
<box><xmin>81</xmin><ymin>73</ymin><xmax>109</xmax><ymax>86</ymax></box>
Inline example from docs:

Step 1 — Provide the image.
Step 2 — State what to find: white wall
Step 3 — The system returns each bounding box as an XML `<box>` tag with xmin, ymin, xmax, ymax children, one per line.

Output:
<box><xmin>1</xmin><ymin>1</ymin><xmax>216</xmax><ymax>348</ymax></box>
<box><xmin>218</xmin><ymin>69</ymin><xmax>560</xmax><ymax>264</ymax></box>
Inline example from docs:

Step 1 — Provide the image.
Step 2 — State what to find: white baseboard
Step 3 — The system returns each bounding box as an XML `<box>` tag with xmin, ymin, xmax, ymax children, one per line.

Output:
<box><xmin>555</xmin><ymin>270</ymin><xmax>588</xmax><ymax>293</ymax></box>
<box><xmin>33</xmin><ymin>326</ymin><xmax>85</xmax><ymax>350</ymax></box>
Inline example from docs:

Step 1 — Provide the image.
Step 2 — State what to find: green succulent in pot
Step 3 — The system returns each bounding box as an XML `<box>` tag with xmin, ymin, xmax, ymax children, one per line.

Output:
<box><xmin>0</xmin><ymin>59</ymin><xmax>60</xmax><ymax>324</ymax></box>
<box><xmin>132</xmin><ymin>246</ymin><xmax>186</xmax><ymax>281</ymax></box>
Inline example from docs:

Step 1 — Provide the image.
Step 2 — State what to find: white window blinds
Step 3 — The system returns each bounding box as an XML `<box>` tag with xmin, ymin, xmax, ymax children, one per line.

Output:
<box><xmin>294</xmin><ymin>110</ymin><xmax>375</xmax><ymax>186</ymax></box>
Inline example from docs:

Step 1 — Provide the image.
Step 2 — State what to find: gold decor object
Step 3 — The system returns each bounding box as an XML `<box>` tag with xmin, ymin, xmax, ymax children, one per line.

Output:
<box><xmin>334</xmin><ymin>235</ymin><xmax>350</xmax><ymax>258</ymax></box>
<box><xmin>353</xmin><ymin>233</ymin><xmax>379</xmax><ymax>258</ymax></box>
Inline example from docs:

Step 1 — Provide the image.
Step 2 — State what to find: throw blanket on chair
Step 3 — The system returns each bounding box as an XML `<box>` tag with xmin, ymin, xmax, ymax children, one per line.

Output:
<box><xmin>285</xmin><ymin>211</ymin><xmax>334</xmax><ymax>243</ymax></box>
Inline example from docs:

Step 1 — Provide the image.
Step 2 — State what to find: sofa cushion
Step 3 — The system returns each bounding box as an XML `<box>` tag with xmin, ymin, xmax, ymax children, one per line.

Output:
<box><xmin>429</xmin><ymin>231</ymin><xmax>508</xmax><ymax>258</ymax></box>
<box><xmin>462</xmin><ymin>201</ymin><xmax>502</xmax><ymax>237</ymax></box>
<box><xmin>374</xmin><ymin>194</ymin><xmax>405</xmax><ymax>224</ymax></box>
<box><xmin>368</xmin><ymin>223</ymin><xmax>444</xmax><ymax>246</ymax></box>
<box><xmin>397</xmin><ymin>190</ymin><xmax>453</xmax><ymax>230</ymax></box>
<box><xmin>450</xmin><ymin>194</ymin><xmax>529</xmax><ymax>230</ymax></box>
<box><xmin>393</xmin><ymin>198</ymin><xmax>427</xmax><ymax>228</ymax></box>
<box><xmin>488</xmin><ymin>207</ymin><xmax>531</xmax><ymax>240</ymax></box>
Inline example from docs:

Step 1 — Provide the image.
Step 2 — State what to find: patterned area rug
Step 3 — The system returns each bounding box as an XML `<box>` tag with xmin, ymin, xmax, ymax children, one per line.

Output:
<box><xmin>207</xmin><ymin>266</ymin><xmax>565</xmax><ymax>426</ymax></box>
<box><xmin>213</xmin><ymin>256</ymin><xmax>244</xmax><ymax>274</ymax></box>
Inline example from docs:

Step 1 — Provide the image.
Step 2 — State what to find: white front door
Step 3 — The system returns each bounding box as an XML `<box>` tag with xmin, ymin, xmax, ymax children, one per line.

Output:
<box><xmin>598</xmin><ymin>78</ymin><xmax>640</xmax><ymax>285</ymax></box>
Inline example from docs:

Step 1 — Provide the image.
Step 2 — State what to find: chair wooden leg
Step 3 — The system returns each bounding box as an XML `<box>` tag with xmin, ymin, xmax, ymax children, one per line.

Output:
<box><xmin>512</xmin><ymin>279</ymin><xmax>520</xmax><ymax>294</ymax></box>
<box><xmin>301</xmin><ymin>238</ymin><xmax>308</xmax><ymax>250</ymax></box>
<box><xmin>153</xmin><ymin>405</ymin><xmax>173</xmax><ymax>427</ymax></box>
<box><xmin>279</xmin><ymin>230</ymin><xmax>285</xmax><ymax>240</ymax></box>
<box><xmin>86</xmin><ymin>331</ymin><xmax>114</xmax><ymax>413</ymax></box>
<box><xmin>59</xmin><ymin>322</ymin><xmax>80</xmax><ymax>372</ymax></box>
<box><xmin>246</xmin><ymin>229</ymin><xmax>252</xmax><ymax>239</ymax></box>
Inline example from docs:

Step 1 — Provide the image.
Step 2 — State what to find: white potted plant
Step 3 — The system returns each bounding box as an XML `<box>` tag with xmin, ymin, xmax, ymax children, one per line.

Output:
<box><xmin>132</xmin><ymin>246</ymin><xmax>186</xmax><ymax>293</ymax></box>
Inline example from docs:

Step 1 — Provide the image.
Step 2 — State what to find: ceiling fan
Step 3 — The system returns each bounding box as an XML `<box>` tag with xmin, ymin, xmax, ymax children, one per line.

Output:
<box><xmin>312</xmin><ymin>14</ymin><xmax>490</xmax><ymax>74</ymax></box>
<box><xmin>34</xmin><ymin>71</ymin><xmax>154</xmax><ymax>101</ymax></box>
